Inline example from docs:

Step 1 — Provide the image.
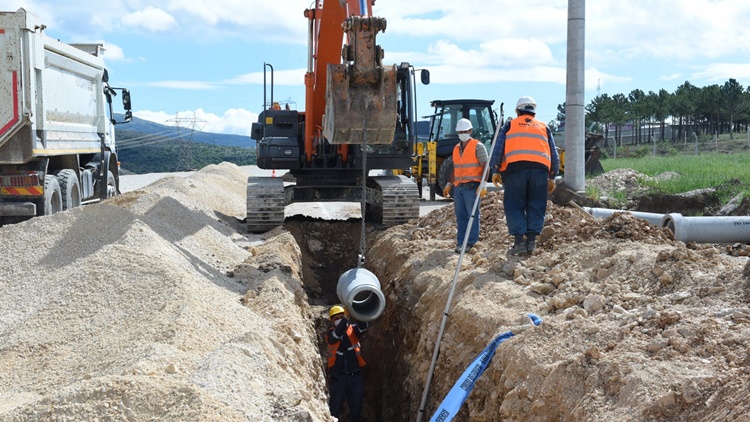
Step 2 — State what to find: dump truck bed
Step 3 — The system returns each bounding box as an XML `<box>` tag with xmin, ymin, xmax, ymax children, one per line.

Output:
<box><xmin>0</xmin><ymin>8</ymin><xmax>110</xmax><ymax>165</ymax></box>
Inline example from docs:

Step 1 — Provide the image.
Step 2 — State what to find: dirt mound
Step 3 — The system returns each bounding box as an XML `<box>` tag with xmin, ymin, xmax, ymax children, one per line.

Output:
<box><xmin>364</xmin><ymin>191</ymin><xmax>749</xmax><ymax>421</ymax></box>
<box><xmin>1</xmin><ymin>163</ymin><xmax>747</xmax><ymax>421</ymax></box>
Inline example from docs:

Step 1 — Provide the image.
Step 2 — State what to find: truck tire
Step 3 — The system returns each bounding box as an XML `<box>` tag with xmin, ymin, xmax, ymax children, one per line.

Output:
<box><xmin>437</xmin><ymin>156</ymin><xmax>454</xmax><ymax>198</ymax></box>
<box><xmin>43</xmin><ymin>175</ymin><xmax>63</xmax><ymax>215</ymax></box>
<box><xmin>55</xmin><ymin>169</ymin><xmax>81</xmax><ymax>210</ymax></box>
<box><xmin>106</xmin><ymin>170</ymin><xmax>117</xmax><ymax>198</ymax></box>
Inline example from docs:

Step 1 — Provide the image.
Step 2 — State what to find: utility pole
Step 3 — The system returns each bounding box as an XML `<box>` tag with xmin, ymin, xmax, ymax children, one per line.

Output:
<box><xmin>565</xmin><ymin>0</ymin><xmax>586</xmax><ymax>192</ymax></box>
<box><xmin>166</xmin><ymin>112</ymin><xmax>206</xmax><ymax>171</ymax></box>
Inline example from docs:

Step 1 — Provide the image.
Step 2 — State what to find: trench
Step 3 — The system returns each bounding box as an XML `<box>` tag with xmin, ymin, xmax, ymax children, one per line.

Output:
<box><xmin>284</xmin><ymin>218</ymin><xmax>414</xmax><ymax>422</ymax></box>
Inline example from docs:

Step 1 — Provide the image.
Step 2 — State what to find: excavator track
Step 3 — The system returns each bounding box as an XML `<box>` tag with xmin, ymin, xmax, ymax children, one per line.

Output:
<box><xmin>368</xmin><ymin>175</ymin><xmax>420</xmax><ymax>228</ymax></box>
<box><xmin>246</xmin><ymin>177</ymin><xmax>285</xmax><ymax>233</ymax></box>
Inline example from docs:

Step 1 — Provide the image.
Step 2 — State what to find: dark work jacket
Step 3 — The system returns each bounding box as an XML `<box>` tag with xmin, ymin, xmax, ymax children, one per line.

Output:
<box><xmin>326</xmin><ymin>317</ymin><xmax>369</xmax><ymax>378</ymax></box>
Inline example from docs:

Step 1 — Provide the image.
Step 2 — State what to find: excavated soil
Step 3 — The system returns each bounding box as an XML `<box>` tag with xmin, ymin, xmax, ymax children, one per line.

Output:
<box><xmin>1</xmin><ymin>162</ymin><xmax>749</xmax><ymax>422</ymax></box>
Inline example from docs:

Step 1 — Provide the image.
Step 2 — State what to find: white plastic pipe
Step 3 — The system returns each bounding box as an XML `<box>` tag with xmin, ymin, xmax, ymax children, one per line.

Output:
<box><xmin>661</xmin><ymin>213</ymin><xmax>750</xmax><ymax>243</ymax></box>
<box><xmin>583</xmin><ymin>207</ymin><xmax>664</xmax><ymax>226</ymax></box>
<box><xmin>337</xmin><ymin>268</ymin><xmax>386</xmax><ymax>321</ymax></box>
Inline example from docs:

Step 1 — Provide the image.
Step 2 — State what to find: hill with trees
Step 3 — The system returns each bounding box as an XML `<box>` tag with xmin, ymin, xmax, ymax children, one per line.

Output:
<box><xmin>114</xmin><ymin>115</ymin><xmax>256</xmax><ymax>174</ymax></box>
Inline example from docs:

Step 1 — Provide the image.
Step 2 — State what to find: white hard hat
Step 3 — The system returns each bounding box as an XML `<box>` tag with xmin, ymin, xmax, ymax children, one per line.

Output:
<box><xmin>456</xmin><ymin>118</ymin><xmax>473</xmax><ymax>132</ymax></box>
<box><xmin>516</xmin><ymin>96</ymin><xmax>537</xmax><ymax>114</ymax></box>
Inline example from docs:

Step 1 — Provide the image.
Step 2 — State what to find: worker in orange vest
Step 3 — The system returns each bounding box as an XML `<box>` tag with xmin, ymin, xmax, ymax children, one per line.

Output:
<box><xmin>489</xmin><ymin>96</ymin><xmax>560</xmax><ymax>255</ymax></box>
<box><xmin>326</xmin><ymin>305</ymin><xmax>369</xmax><ymax>421</ymax></box>
<box><xmin>443</xmin><ymin>118</ymin><xmax>488</xmax><ymax>253</ymax></box>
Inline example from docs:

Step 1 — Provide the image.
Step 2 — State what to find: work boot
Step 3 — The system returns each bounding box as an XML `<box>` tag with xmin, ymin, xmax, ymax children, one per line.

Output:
<box><xmin>507</xmin><ymin>236</ymin><xmax>527</xmax><ymax>256</ymax></box>
<box><xmin>526</xmin><ymin>235</ymin><xmax>537</xmax><ymax>253</ymax></box>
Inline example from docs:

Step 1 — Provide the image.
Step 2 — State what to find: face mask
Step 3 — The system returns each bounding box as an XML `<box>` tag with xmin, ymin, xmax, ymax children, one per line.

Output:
<box><xmin>334</xmin><ymin>319</ymin><xmax>342</xmax><ymax>327</ymax></box>
<box><xmin>458</xmin><ymin>133</ymin><xmax>471</xmax><ymax>142</ymax></box>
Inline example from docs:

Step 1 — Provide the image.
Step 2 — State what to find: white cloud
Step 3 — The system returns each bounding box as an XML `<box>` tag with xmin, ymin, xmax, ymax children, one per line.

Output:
<box><xmin>587</xmin><ymin>0</ymin><xmax>750</xmax><ymax>60</ymax></box>
<box><xmin>690</xmin><ymin>63</ymin><xmax>750</xmax><ymax>82</ymax></box>
<box><xmin>145</xmin><ymin>81</ymin><xmax>219</xmax><ymax>90</ymax></box>
<box><xmin>427</xmin><ymin>64</ymin><xmax>565</xmax><ymax>85</ymax></box>
<box><xmin>135</xmin><ymin>108</ymin><xmax>258</xmax><ymax>137</ymax></box>
<box><xmin>202</xmin><ymin>108</ymin><xmax>259</xmax><ymax>136</ymax></box>
<box><xmin>224</xmin><ymin>68</ymin><xmax>306</xmax><ymax>86</ymax></box>
<box><xmin>661</xmin><ymin>73</ymin><xmax>683</xmax><ymax>82</ymax></box>
<box><xmin>100</xmin><ymin>43</ymin><xmax>125</xmax><ymax>61</ymax></box>
<box><xmin>122</xmin><ymin>6</ymin><xmax>177</xmax><ymax>32</ymax></box>
<box><xmin>586</xmin><ymin>68</ymin><xmax>631</xmax><ymax>92</ymax></box>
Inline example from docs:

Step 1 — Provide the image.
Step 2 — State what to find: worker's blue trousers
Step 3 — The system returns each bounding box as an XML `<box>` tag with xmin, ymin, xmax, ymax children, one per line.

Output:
<box><xmin>453</xmin><ymin>183</ymin><xmax>481</xmax><ymax>247</ymax></box>
<box><xmin>329</xmin><ymin>372</ymin><xmax>363</xmax><ymax>422</ymax></box>
<box><xmin>502</xmin><ymin>169</ymin><xmax>548</xmax><ymax>237</ymax></box>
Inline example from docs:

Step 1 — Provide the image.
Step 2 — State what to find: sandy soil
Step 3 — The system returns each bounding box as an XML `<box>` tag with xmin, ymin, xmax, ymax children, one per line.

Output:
<box><xmin>1</xmin><ymin>162</ymin><xmax>748</xmax><ymax>421</ymax></box>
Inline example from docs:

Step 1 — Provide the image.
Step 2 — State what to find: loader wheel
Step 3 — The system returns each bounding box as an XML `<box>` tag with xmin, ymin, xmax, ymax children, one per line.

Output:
<box><xmin>437</xmin><ymin>156</ymin><xmax>454</xmax><ymax>198</ymax></box>
<box><xmin>55</xmin><ymin>169</ymin><xmax>81</xmax><ymax>210</ymax></box>
<box><xmin>42</xmin><ymin>175</ymin><xmax>63</xmax><ymax>216</ymax></box>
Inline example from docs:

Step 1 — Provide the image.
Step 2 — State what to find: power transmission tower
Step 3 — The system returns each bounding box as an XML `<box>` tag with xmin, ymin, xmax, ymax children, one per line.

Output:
<box><xmin>166</xmin><ymin>112</ymin><xmax>206</xmax><ymax>171</ymax></box>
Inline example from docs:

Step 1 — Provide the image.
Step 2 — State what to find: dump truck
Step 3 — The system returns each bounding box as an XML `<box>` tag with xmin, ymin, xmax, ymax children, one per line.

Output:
<box><xmin>247</xmin><ymin>0</ymin><xmax>428</xmax><ymax>232</ymax></box>
<box><xmin>0</xmin><ymin>8</ymin><xmax>132</xmax><ymax>225</ymax></box>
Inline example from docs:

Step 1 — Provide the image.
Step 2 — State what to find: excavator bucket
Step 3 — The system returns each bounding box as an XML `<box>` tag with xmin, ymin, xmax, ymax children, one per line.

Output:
<box><xmin>323</xmin><ymin>16</ymin><xmax>398</xmax><ymax>145</ymax></box>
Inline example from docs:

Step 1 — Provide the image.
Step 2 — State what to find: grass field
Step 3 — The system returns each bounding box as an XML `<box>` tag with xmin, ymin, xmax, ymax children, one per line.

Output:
<box><xmin>597</xmin><ymin>134</ymin><xmax>750</xmax><ymax>205</ymax></box>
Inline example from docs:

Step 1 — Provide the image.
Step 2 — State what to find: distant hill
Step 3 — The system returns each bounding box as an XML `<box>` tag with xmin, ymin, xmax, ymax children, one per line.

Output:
<box><xmin>113</xmin><ymin>114</ymin><xmax>257</xmax><ymax>174</ymax></box>
<box><xmin>114</xmin><ymin>114</ymin><xmax>256</xmax><ymax>148</ymax></box>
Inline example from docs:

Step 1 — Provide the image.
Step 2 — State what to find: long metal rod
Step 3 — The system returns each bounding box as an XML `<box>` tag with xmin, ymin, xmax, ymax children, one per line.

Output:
<box><xmin>416</xmin><ymin>104</ymin><xmax>504</xmax><ymax>422</ymax></box>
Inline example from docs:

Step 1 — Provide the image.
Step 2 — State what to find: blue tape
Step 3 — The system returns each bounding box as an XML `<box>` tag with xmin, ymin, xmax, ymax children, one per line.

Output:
<box><xmin>429</xmin><ymin>314</ymin><xmax>542</xmax><ymax>422</ymax></box>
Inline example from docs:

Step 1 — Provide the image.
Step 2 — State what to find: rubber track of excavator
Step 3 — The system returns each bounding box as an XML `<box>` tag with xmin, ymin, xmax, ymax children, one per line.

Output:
<box><xmin>246</xmin><ymin>177</ymin><xmax>285</xmax><ymax>233</ymax></box>
<box><xmin>370</xmin><ymin>176</ymin><xmax>420</xmax><ymax>228</ymax></box>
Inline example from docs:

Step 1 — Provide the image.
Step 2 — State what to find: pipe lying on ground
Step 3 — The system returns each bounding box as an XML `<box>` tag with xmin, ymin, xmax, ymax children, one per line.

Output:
<box><xmin>661</xmin><ymin>213</ymin><xmax>750</xmax><ymax>244</ymax></box>
<box><xmin>337</xmin><ymin>268</ymin><xmax>386</xmax><ymax>321</ymax></box>
<box><xmin>583</xmin><ymin>207</ymin><xmax>665</xmax><ymax>226</ymax></box>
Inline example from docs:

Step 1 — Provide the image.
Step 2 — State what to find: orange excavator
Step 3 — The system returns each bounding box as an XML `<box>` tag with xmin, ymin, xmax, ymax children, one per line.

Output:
<box><xmin>248</xmin><ymin>0</ymin><xmax>430</xmax><ymax>232</ymax></box>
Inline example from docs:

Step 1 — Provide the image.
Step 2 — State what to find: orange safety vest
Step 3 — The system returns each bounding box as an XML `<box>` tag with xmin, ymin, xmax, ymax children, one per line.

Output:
<box><xmin>452</xmin><ymin>138</ymin><xmax>483</xmax><ymax>185</ymax></box>
<box><xmin>499</xmin><ymin>116</ymin><xmax>551</xmax><ymax>172</ymax></box>
<box><xmin>327</xmin><ymin>325</ymin><xmax>366</xmax><ymax>368</ymax></box>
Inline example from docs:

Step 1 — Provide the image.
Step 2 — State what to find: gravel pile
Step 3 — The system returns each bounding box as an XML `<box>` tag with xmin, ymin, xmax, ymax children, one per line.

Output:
<box><xmin>0</xmin><ymin>163</ymin><xmax>332</xmax><ymax>421</ymax></box>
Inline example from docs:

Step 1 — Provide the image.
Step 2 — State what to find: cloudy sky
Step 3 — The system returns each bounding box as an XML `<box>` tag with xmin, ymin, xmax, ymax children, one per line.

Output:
<box><xmin>3</xmin><ymin>0</ymin><xmax>750</xmax><ymax>136</ymax></box>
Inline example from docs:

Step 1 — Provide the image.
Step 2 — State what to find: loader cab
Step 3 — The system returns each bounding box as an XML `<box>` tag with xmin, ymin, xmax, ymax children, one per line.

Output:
<box><xmin>428</xmin><ymin>99</ymin><xmax>496</xmax><ymax>157</ymax></box>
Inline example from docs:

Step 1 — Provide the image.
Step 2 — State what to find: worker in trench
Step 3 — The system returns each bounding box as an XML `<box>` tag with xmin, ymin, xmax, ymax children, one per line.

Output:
<box><xmin>490</xmin><ymin>96</ymin><xmax>560</xmax><ymax>255</ymax></box>
<box><xmin>443</xmin><ymin>118</ymin><xmax>489</xmax><ymax>253</ymax></box>
<box><xmin>326</xmin><ymin>305</ymin><xmax>369</xmax><ymax>421</ymax></box>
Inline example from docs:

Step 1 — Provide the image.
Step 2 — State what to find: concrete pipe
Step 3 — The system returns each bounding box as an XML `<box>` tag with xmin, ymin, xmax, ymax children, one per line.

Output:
<box><xmin>661</xmin><ymin>213</ymin><xmax>750</xmax><ymax>243</ymax></box>
<box><xmin>583</xmin><ymin>207</ymin><xmax>665</xmax><ymax>226</ymax></box>
<box><xmin>337</xmin><ymin>267</ymin><xmax>386</xmax><ymax>322</ymax></box>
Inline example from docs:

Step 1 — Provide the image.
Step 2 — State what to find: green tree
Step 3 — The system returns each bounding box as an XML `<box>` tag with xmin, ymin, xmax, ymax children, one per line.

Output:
<box><xmin>722</xmin><ymin>78</ymin><xmax>744</xmax><ymax>139</ymax></box>
<box><xmin>671</xmin><ymin>81</ymin><xmax>698</xmax><ymax>143</ymax></box>
<box><xmin>611</xmin><ymin>93</ymin><xmax>629</xmax><ymax>146</ymax></box>
<box><xmin>653</xmin><ymin>89</ymin><xmax>671</xmax><ymax>141</ymax></box>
